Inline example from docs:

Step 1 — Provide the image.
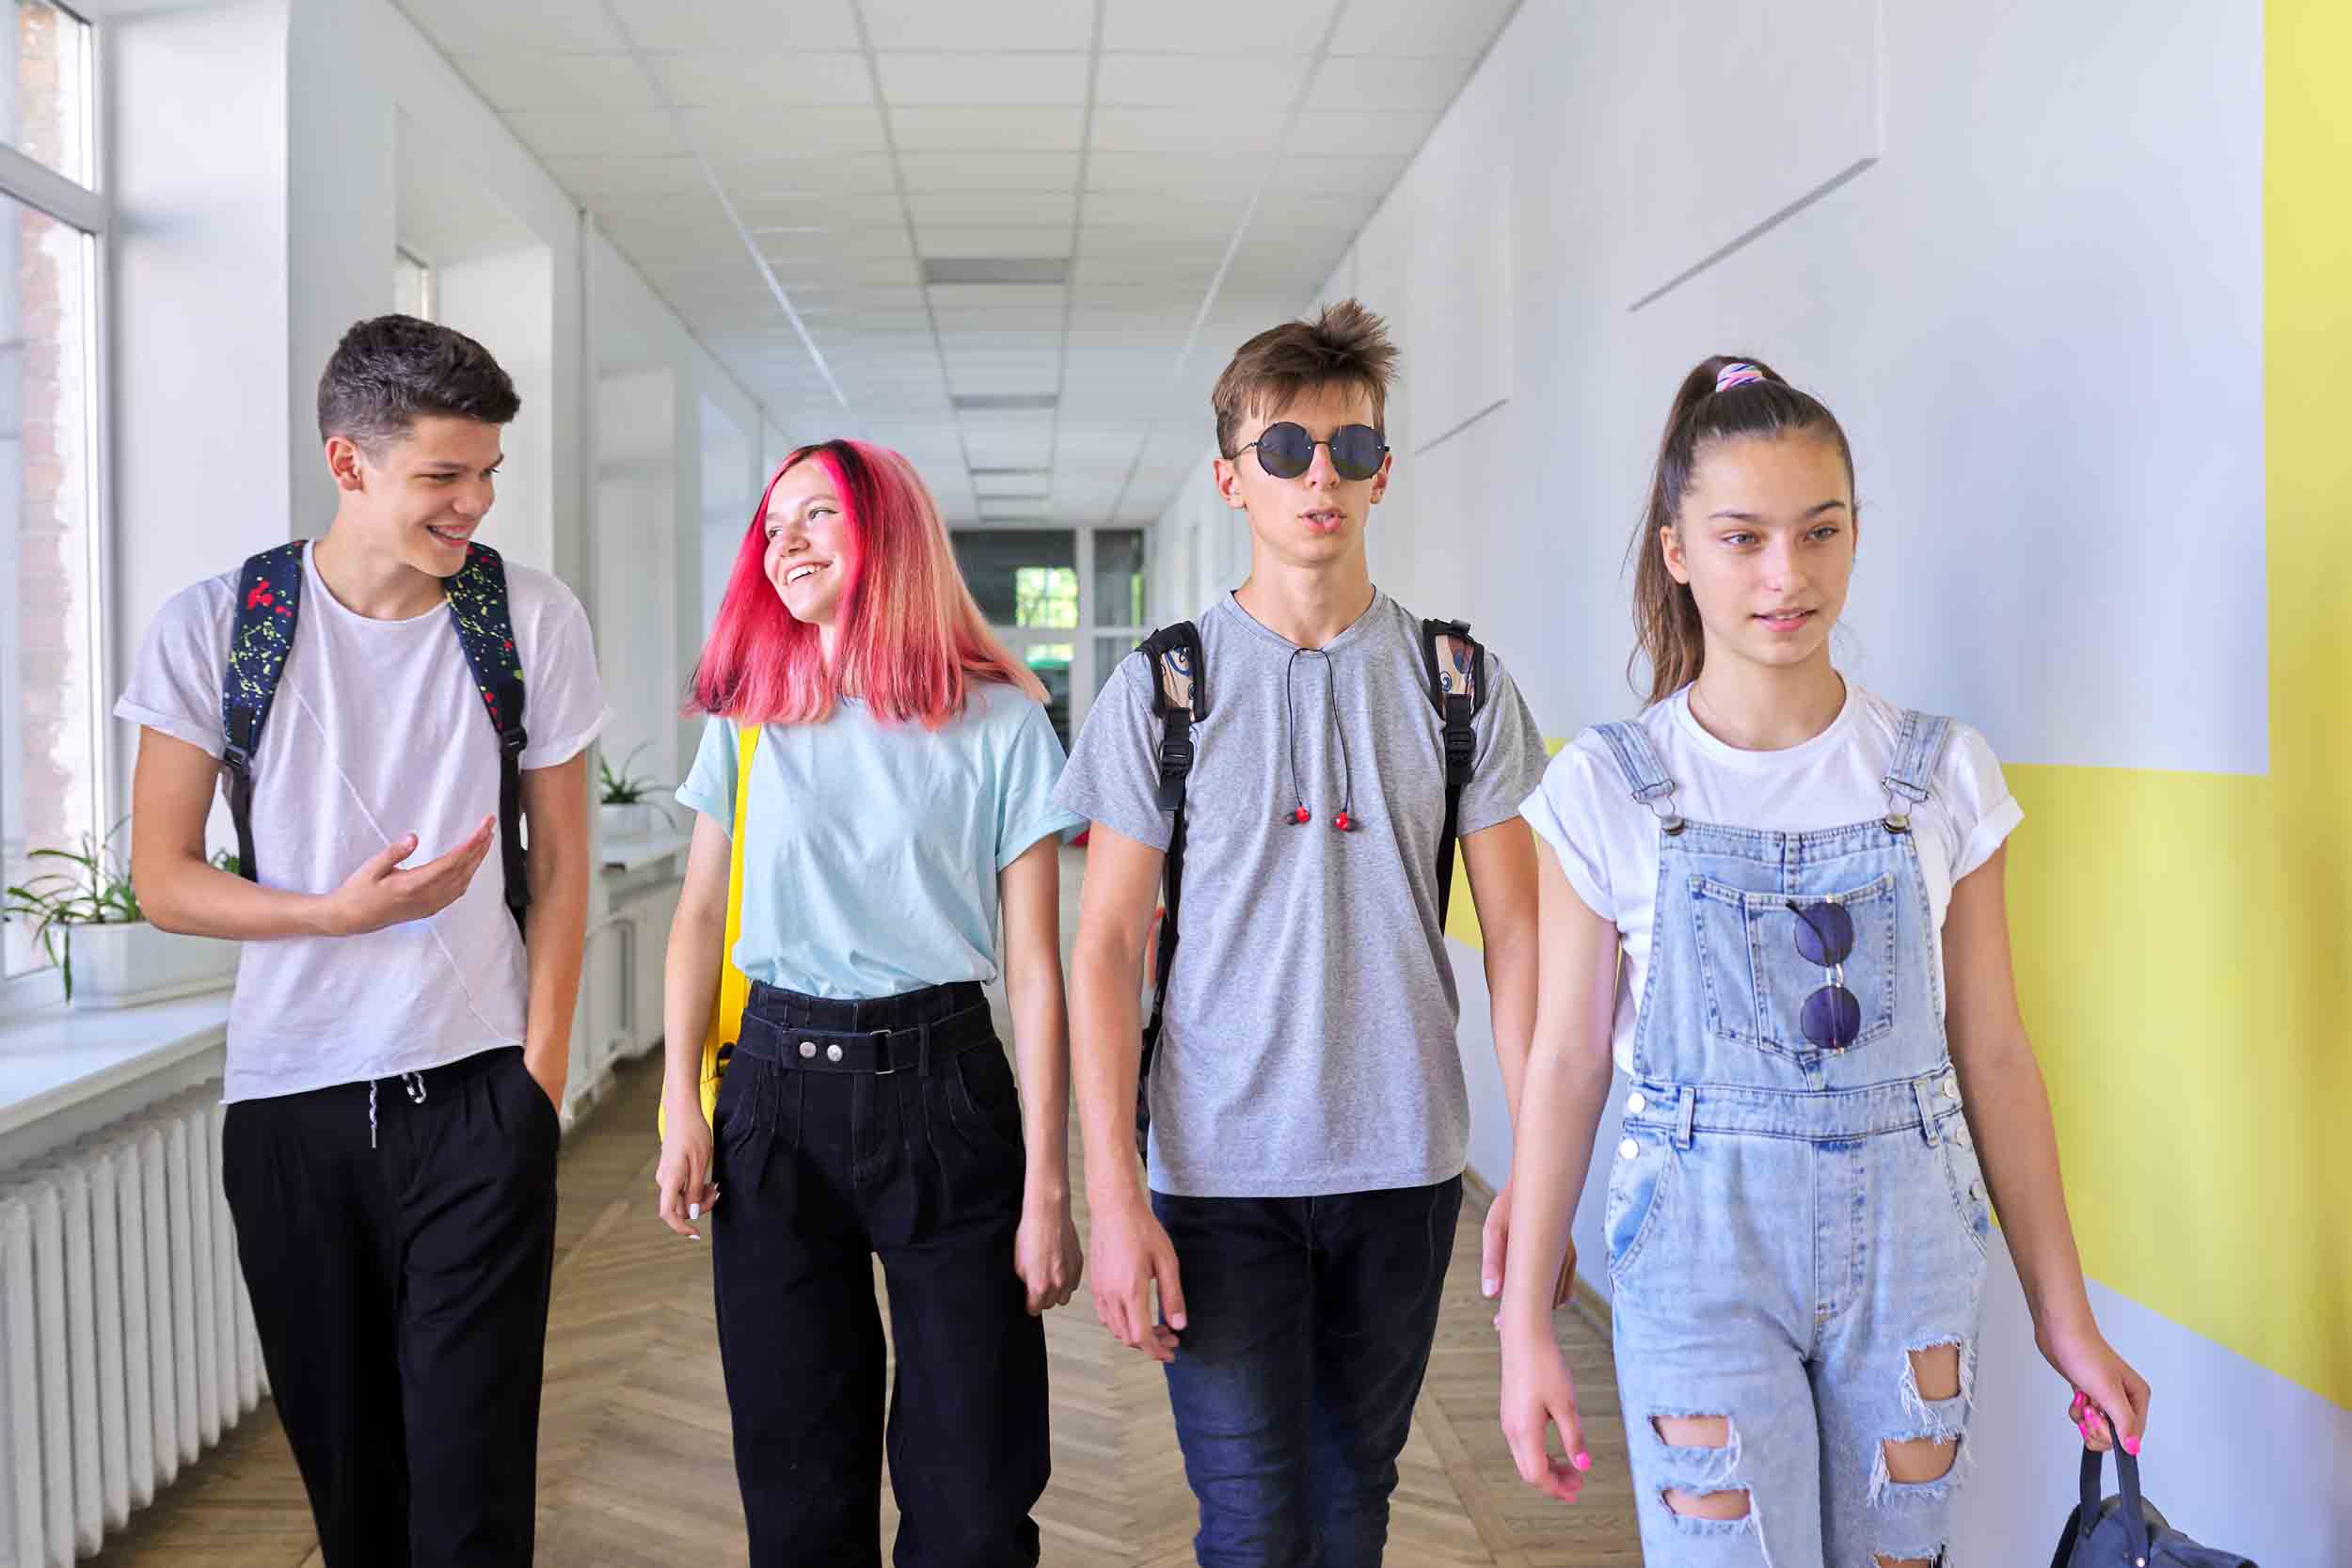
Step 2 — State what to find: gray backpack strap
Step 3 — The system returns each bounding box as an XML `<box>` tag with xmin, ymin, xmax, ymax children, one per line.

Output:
<box><xmin>1881</xmin><ymin>709</ymin><xmax>1955</xmax><ymax>835</ymax></box>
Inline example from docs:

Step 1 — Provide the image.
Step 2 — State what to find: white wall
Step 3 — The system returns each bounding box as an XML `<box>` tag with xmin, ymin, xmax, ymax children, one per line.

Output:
<box><xmin>1327</xmin><ymin>0</ymin><xmax>2325</xmax><ymax>1560</ymax></box>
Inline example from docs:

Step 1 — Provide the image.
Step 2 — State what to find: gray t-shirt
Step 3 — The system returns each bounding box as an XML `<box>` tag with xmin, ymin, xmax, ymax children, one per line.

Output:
<box><xmin>1056</xmin><ymin>590</ymin><xmax>1548</xmax><ymax>1197</ymax></box>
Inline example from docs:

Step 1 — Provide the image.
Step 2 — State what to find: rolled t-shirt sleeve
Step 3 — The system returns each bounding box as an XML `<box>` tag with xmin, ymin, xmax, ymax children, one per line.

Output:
<box><xmin>1052</xmin><ymin>651</ymin><xmax>1173</xmax><ymax>851</ymax></box>
<box><xmin>1519</xmin><ymin>739</ymin><xmax>1619</xmax><ymax>923</ymax></box>
<box><xmin>1455</xmin><ymin>652</ymin><xmax>1549</xmax><ymax>837</ymax></box>
<box><xmin>675</xmin><ymin>715</ymin><xmax>739</xmax><ymax>831</ymax></box>
<box><xmin>518</xmin><ymin>588</ymin><xmax>610</xmax><ymax>770</ymax></box>
<box><xmin>995</xmin><ymin>698</ymin><xmax>1087</xmax><ymax>869</ymax></box>
<box><xmin>114</xmin><ymin>578</ymin><xmax>234</xmax><ymax>758</ymax></box>
<box><xmin>1939</xmin><ymin>722</ymin><xmax>2024</xmax><ymax>883</ymax></box>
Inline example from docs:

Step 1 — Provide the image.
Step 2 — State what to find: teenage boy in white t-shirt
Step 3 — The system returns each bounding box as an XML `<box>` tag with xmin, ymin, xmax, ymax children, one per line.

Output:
<box><xmin>116</xmin><ymin>315</ymin><xmax>606</xmax><ymax>1566</ymax></box>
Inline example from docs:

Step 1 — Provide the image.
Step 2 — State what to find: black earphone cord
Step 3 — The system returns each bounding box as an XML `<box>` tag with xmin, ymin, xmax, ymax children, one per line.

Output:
<box><xmin>1283</xmin><ymin>646</ymin><xmax>1354</xmax><ymax>822</ymax></box>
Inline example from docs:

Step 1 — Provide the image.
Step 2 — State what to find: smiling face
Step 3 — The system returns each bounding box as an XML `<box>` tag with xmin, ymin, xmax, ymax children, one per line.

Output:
<box><xmin>1661</xmin><ymin>431</ymin><xmax>1856</xmax><ymax>677</ymax></box>
<box><xmin>1213</xmin><ymin>381</ymin><xmax>1392</xmax><ymax>575</ymax></box>
<box><xmin>762</xmin><ymin>459</ymin><xmax>850</xmax><ymax>628</ymax></box>
<box><xmin>327</xmin><ymin>414</ymin><xmax>504</xmax><ymax>579</ymax></box>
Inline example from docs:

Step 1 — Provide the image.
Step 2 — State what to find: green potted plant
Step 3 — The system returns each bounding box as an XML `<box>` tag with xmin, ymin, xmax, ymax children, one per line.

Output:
<box><xmin>3</xmin><ymin>826</ymin><xmax>240</xmax><ymax>1007</ymax></box>
<box><xmin>596</xmin><ymin>742</ymin><xmax>675</xmax><ymax>844</ymax></box>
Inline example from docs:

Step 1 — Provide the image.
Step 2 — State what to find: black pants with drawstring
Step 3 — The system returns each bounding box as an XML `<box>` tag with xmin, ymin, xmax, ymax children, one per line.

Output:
<box><xmin>220</xmin><ymin>1044</ymin><xmax>561</xmax><ymax>1568</ymax></box>
<box><xmin>710</xmin><ymin>980</ymin><xmax>1050</xmax><ymax>1568</ymax></box>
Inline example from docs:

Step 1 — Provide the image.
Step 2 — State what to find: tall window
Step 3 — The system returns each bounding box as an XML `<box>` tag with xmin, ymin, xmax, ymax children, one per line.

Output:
<box><xmin>2</xmin><ymin>0</ymin><xmax>102</xmax><ymax>986</ymax></box>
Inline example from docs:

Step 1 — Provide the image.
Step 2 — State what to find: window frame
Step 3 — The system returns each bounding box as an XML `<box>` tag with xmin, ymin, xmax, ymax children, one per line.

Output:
<box><xmin>0</xmin><ymin>0</ymin><xmax>112</xmax><ymax>1012</ymax></box>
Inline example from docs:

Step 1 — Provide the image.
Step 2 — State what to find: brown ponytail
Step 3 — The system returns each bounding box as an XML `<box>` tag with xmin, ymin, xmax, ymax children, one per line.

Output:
<box><xmin>1626</xmin><ymin>356</ymin><xmax>1855</xmax><ymax>705</ymax></box>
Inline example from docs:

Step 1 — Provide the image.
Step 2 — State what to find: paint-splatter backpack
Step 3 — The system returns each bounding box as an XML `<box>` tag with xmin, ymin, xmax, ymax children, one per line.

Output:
<box><xmin>218</xmin><ymin>539</ymin><xmax>531</xmax><ymax>933</ymax></box>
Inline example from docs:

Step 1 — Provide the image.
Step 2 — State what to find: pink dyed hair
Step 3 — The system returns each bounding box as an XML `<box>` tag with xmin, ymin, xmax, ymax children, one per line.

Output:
<box><xmin>689</xmin><ymin>439</ymin><xmax>1045</xmax><ymax>729</ymax></box>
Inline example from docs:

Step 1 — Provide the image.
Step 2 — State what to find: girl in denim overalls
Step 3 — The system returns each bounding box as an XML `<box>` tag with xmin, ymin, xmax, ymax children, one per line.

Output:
<box><xmin>1493</xmin><ymin>358</ymin><xmax>2151</xmax><ymax>1565</ymax></box>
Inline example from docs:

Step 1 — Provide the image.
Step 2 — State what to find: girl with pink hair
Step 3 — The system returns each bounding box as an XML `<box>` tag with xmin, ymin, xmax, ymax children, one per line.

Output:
<box><xmin>656</xmin><ymin>439</ymin><xmax>1083</xmax><ymax>1566</ymax></box>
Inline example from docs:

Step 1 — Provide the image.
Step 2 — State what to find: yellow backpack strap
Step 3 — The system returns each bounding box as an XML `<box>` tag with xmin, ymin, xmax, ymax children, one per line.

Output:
<box><xmin>660</xmin><ymin>723</ymin><xmax>760</xmax><ymax>1139</ymax></box>
<box><xmin>699</xmin><ymin>724</ymin><xmax>759</xmax><ymax>1125</ymax></box>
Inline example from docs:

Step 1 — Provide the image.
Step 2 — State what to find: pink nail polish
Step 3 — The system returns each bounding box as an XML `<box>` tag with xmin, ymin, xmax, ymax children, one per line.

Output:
<box><xmin>1572</xmin><ymin>1450</ymin><xmax>1593</xmax><ymax>1471</ymax></box>
<box><xmin>2123</xmin><ymin>1435</ymin><xmax>2140</xmax><ymax>1456</ymax></box>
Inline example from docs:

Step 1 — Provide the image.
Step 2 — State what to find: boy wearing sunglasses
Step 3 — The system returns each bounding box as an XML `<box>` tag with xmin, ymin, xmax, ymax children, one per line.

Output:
<box><xmin>1057</xmin><ymin>299</ymin><xmax>1551</xmax><ymax>1564</ymax></box>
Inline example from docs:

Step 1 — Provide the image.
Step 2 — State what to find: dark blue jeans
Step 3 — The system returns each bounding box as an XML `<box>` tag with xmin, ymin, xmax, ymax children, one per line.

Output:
<box><xmin>1151</xmin><ymin>1177</ymin><xmax>1463</xmax><ymax>1568</ymax></box>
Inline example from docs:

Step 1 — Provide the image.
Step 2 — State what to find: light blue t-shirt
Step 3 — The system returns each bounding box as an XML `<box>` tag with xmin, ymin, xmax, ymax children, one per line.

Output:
<box><xmin>676</xmin><ymin>679</ymin><xmax>1085</xmax><ymax>999</ymax></box>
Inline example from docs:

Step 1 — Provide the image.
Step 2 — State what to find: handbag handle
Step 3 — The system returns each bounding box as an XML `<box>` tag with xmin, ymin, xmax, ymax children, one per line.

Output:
<box><xmin>2076</xmin><ymin>1447</ymin><xmax>2154</xmax><ymax>1564</ymax></box>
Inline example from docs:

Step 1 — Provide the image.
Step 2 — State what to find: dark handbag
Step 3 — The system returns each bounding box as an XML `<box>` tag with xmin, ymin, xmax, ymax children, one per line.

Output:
<box><xmin>2050</xmin><ymin>1449</ymin><xmax>2258</xmax><ymax>1567</ymax></box>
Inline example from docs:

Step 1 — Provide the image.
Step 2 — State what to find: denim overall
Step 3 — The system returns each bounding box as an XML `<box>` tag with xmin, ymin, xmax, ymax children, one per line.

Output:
<box><xmin>1595</xmin><ymin>711</ymin><xmax>1993</xmax><ymax>1567</ymax></box>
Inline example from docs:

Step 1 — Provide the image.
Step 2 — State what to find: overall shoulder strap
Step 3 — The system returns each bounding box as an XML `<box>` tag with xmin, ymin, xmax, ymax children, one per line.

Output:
<box><xmin>1421</xmin><ymin>618</ymin><xmax>1486</xmax><ymax>926</ymax></box>
<box><xmin>1883</xmin><ymin>709</ymin><xmax>1956</xmax><ymax>804</ymax></box>
<box><xmin>1592</xmin><ymin>719</ymin><xmax>1678</xmax><ymax>805</ymax></box>
<box><xmin>220</xmin><ymin>541</ymin><xmax>308</xmax><ymax>884</ymax></box>
<box><xmin>444</xmin><ymin>543</ymin><xmax>532</xmax><ymax>934</ymax></box>
<box><xmin>1133</xmin><ymin>623</ymin><xmax>1203</xmax><ymax>1145</ymax></box>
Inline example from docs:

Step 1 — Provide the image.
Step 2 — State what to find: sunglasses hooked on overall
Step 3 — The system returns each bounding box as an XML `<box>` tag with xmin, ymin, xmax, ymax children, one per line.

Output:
<box><xmin>1236</xmin><ymin>421</ymin><xmax>1390</xmax><ymax>482</ymax></box>
<box><xmin>1793</xmin><ymin>900</ymin><xmax>1862</xmax><ymax>1050</ymax></box>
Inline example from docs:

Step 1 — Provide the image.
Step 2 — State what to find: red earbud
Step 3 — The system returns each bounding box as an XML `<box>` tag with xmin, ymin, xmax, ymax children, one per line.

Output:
<box><xmin>1291</xmin><ymin>806</ymin><xmax>1311</xmax><ymax>825</ymax></box>
<box><xmin>1332</xmin><ymin>812</ymin><xmax>1353</xmax><ymax>832</ymax></box>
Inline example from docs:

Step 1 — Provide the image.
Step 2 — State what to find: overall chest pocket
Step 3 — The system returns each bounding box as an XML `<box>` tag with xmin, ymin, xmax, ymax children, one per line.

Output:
<box><xmin>1689</xmin><ymin>872</ymin><xmax>1899</xmax><ymax>1059</ymax></box>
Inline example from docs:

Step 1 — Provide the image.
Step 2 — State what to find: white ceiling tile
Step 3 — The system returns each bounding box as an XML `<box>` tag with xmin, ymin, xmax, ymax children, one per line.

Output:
<box><xmin>1102</xmin><ymin>0</ymin><xmax>1338</xmax><ymax>54</ymax></box>
<box><xmin>1081</xmin><ymin>188</ymin><xmax>1243</xmax><ymax>227</ymax></box>
<box><xmin>1090</xmin><ymin>108</ymin><xmax>1285</xmax><ymax>154</ymax></box>
<box><xmin>1306</xmin><ymin>54</ymin><xmax>1477</xmax><ymax>112</ymax></box>
<box><xmin>888</xmin><ymin>106</ymin><xmax>1088</xmax><ymax>151</ymax></box>
<box><xmin>912</xmin><ymin>224</ymin><xmax>1073</xmax><ymax>259</ymax></box>
<box><xmin>1271</xmin><ymin>151</ymin><xmax>1411</xmax><ymax>195</ymax></box>
<box><xmin>450</xmin><ymin>52</ymin><xmax>653</xmax><ymax>111</ymax></box>
<box><xmin>906</xmin><ymin>187</ymin><xmax>1076</xmax><ymax>228</ymax></box>
<box><xmin>876</xmin><ymin>52</ymin><xmax>1090</xmax><ymax>106</ymax></box>
<box><xmin>1283</xmin><ymin>108</ymin><xmax>1439</xmax><ymax>157</ymax></box>
<box><xmin>548</xmin><ymin>153</ymin><xmax>702</xmax><ymax>198</ymax></box>
<box><xmin>713</xmin><ymin>152</ymin><xmax>898</xmax><ymax>194</ymax></box>
<box><xmin>679</xmin><ymin>105</ymin><xmax>890</xmax><ymax>154</ymax></box>
<box><xmin>731</xmin><ymin>189</ymin><xmax>906</xmax><ymax>227</ymax></box>
<box><xmin>506</xmin><ymin>108</ymin><xmax>687</xmax><ymax>158</ymax></box>
<box><xmin>761</xmin><ymin>258</ymin><xmax>925</xmax><ymax>289</ymax></box>
<box><xmin>927</xmin><ymin>283</ymin><xmax>1071</xmax><ymax>310</ymax></box>
<box><xmin>394</xmin><ymin>0</ymin><xmax>625</xmax><ymax>53</ymax></box>
<box><xmin>897</xmin><ymin>151</ymin><xmax>1084</xmax><ymax>191</ymax></box>
<box><xmin>649</xmin><ymin>52</ymin><xmax>875</xmax><ymax>107</ymax></box>
<box><xmin>1326</xmin><ymin>0</ymin><xmax>1517</xmax><ymax>57</ymax></box>
<box><xmin>930</xmin><ymin>309</ymin><xmax>1069</xmax><ymax>335</ymax></box>
<box><xmin>862</xmin><ymin>0</ymin><xmax>1094</xmax><ymax>51</ymax></box>
<box><xmin>604</xmin><ymin>0</ymin><xmax>861</xmax><ymax>50</ymax></box>
<box><xmin>757</xmin><ymin>225</ymin><xmax>916</xmax><ymax>261</ymax></box>
<box><xmin>1092</xmin><ymin>53</ymin><xmax>1310</xmax><ymax>107</ymax></box>
<box><xmin>1084</xmin><ymin>152</ymin><xmax>1262</xmax><ymax>193</ymax></box>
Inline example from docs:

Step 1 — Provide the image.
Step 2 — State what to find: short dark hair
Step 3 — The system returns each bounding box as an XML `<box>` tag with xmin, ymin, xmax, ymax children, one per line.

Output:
<box><xmin>317</xmin><ymin>314</ymin><xmax>520</xmax><ymax>452</ymax></box>
<box><xmin>1211</xmin><ymin>298</ymin><xmax>1398</xmax><ymax>459</ymax></box>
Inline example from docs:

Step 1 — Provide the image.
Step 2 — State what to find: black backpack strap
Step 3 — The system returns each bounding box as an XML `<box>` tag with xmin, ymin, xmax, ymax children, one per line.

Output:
<box><xmin>1421</xmin><ymin>617</ymin><xmax>1486</xmax><ymax>927</ymax></box>
<box><xmin>220</xmin><ymin>542</ymin><xmax>308</xmax><ymax>885</ymax></box>
<box><xmin>444</xmin><ymin>543</ymin><xmax>532</xmax><ymax>935</ymax></box>
<box><xmin>1134</xmin><ymin>622</ymin><xmax>1203</xmax><ymax>1150</ymax></box>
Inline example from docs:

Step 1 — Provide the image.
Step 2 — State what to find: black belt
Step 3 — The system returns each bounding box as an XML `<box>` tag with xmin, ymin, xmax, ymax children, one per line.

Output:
<box><xmin>735</xmin><ymin>1002</ymin><xmax>995</xmax><ymax>1075</ymax></box>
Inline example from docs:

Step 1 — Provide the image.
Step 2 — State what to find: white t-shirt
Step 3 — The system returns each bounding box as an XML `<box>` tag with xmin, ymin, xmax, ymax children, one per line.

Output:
<box><xmin>114</xmin><ymin>544</ymin><xmax>608</xmax><ymax>1101</ymax></box>
<box><xmin>1518</xmin><ymin>682</ymin><xmax>2022</xmax><ymax>1072</ymax></box>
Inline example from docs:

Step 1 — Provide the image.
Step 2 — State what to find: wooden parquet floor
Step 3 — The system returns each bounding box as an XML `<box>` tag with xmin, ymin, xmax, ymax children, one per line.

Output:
<box><xmin>94</xmin><ymin>865</ymin><xmax>1643</xmax><ymax>1566</ymax></box>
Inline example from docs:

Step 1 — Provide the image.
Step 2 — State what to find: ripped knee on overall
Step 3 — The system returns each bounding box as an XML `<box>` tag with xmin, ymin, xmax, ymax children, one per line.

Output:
<box><xmin>1868</xmin><ymin>1344</ymin><xmax>1966</xmax><ymax>1567</ymax></box>
<box><xmin>1651</xmin><ymin>1413</ymin><xmax>1750</xmax><ymax>1520</ymax></box>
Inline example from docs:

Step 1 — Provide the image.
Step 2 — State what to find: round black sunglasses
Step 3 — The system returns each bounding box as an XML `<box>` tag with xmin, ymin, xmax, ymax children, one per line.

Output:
<box><xmin>1793</xmin><ymin>901</ymin><xmax>1862</xmax><ymax>1050</ymax></box>
<box><xmin>1236</xmin><ymin>421</ymin><xmax>1389</xmax><ymax>482</ymax></box>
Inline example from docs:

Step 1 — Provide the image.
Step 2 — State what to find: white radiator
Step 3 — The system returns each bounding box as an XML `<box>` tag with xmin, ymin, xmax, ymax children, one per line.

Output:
<box><xmin>0</xmin><ymin>1084</ymin><xmax>265</xmax><ymax>1567</ymax></box>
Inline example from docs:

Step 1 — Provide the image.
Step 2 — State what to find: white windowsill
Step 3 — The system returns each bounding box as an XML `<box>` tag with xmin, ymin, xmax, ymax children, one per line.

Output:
<box><xmin>600</xmin><ymin>832</ymin><xmax>691</xmax><ymax>872</ymax></box>
<box><xmin>0</xmin><ymin>995</ymin><xmax>231</xmax><ymax>1139</ymax></box>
